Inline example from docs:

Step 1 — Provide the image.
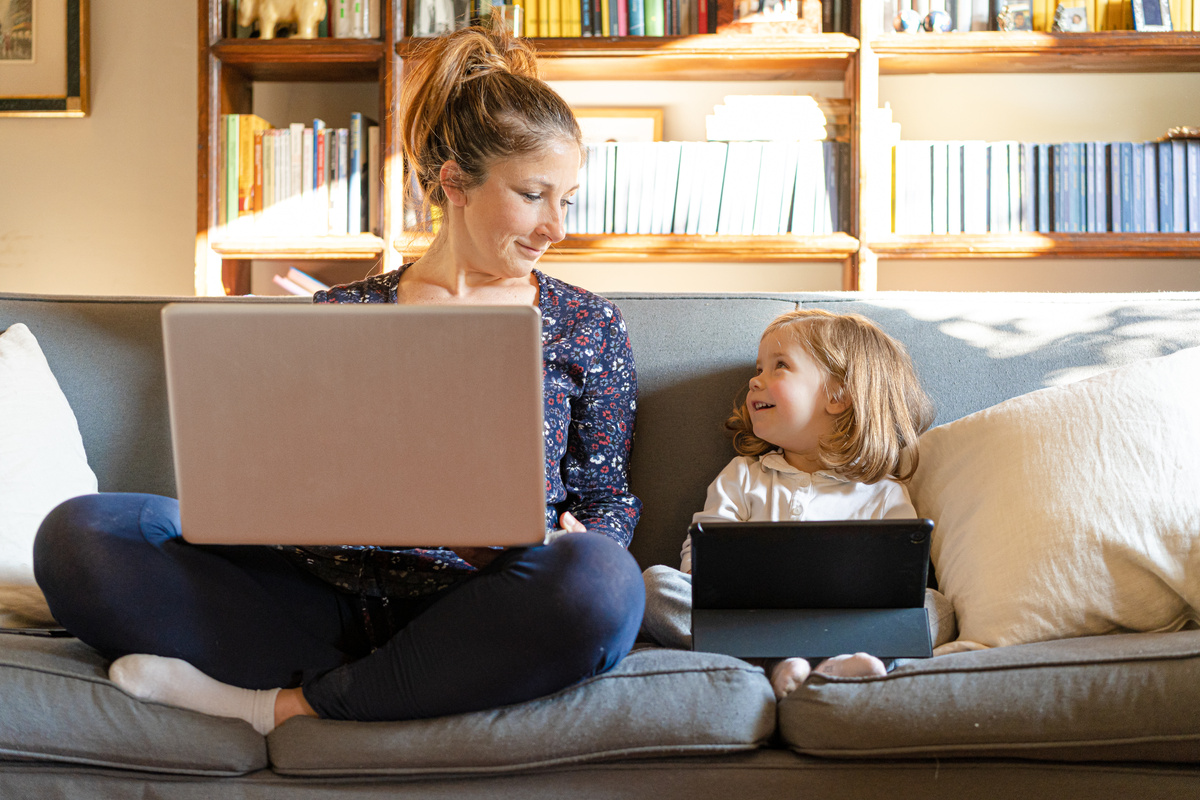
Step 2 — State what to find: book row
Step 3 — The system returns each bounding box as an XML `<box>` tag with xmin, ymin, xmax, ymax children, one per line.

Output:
<box><xmin>413</xmin><ymin>0</ymin><xmax>720</xmax><ymax>37</ymax></box>
<box><xmin>893</xmin><ymin>139</ymin><xmax>1200</xmax><ymax>235</ymax></box>
<box><xmin>567</xmin><ymin>141</ymin><xmax>849</xmax><ymax>236</ymax></box>
<box><xmin>217</xmin><ymin>113</ymin><xmax>381</xmax><ymax>238</ymax></box>
<box><xmin>878</xmin><ymin>0</ymin><xmax>1200</xmax><ymax>31</ymax></box>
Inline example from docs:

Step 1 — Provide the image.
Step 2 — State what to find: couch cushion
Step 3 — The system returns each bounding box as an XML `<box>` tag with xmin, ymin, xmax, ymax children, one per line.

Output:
<box><xmin>0</xmin><ymin>635</ymin><xmax>267</xmax><ymax>775</ymax></box>
<box><xmin>269</xmin><ymin>647</ymin><xmax>775</xmax><ymax>776</ymax></box>
<box><xmin>778</xmin><ymin>630</ymin><xmax>1200</xmax><ymax>762</ymax></box>
<box><xmin>0</xmin><ymin>323</ymin><xmax>98</xmax><ymax>625</ymax></box>
<box><xmin>910</xmin><ymin>345</ymin><xmax>1200</xmax><ymax>651</ymax></box>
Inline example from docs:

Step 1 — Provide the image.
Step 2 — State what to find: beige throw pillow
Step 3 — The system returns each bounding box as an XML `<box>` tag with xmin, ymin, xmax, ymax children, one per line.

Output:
<box><xmin>910</xmin><ymin>345</ymin><xmax>1200</xmax><ymax>652</ymax></box>
<box><xmin>0</xmin><ymin>323</ymin><xmax>98</xmax><ymax>625</ymax></box>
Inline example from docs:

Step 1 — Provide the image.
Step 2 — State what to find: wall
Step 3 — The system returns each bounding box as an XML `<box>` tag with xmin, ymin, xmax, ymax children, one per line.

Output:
<box><xmin>0</xmin><ymin>6</ymin><xmax>1196</xmax><ymax>297</ymax></box>
<box><xmin>0</xmin><ymin>2</ymin><xmax>197</xmax><ymax>296</ymax></box>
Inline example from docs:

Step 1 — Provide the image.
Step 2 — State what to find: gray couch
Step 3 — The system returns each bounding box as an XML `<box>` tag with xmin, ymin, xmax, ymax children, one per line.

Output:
<box><xmin>3</xmin><ymin>289</ymin><xmax>1200</xmax><ymax>798</ymax></box>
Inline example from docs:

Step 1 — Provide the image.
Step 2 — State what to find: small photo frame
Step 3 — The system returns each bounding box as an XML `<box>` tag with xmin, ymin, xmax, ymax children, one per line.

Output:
<box><xmin>1132</xmin><ymin>0</ymin><xmax>1173</xmax><ymax>30</ymax></box>
<box><xmin>574</xmin><ymin>108</ymin><xmax>664</xmax><ymax>144</ymax></box>
<box><xmin>0</xmin><ymin>0</ymin><xmax>89</xmax><ymax>117</ymax></box>
<box><xmin>1053</xmin><ymin>4</ymin><xmax>1089</xmax><ymax>31</ymax></box>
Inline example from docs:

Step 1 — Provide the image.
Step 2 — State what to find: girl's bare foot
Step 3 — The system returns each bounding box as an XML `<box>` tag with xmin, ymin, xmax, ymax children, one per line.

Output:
<box><xmin>812</xmin><ymin>652</ymin><xmax>888</xmax><ymax>678</ymax></box>
<box><xmin>769</xmin><ymin>657</ymin><xmax>812</xmax><ymax>699</ymax></box>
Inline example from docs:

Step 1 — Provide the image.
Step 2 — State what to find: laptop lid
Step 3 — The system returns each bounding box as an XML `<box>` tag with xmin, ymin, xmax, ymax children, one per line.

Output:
<box><xmin>690</xmin><ymin>519</ymin><xmax>934</xmax><ymax>659</ymax></box>
<box><xmin>162</xmin><ymin>303</ymin><xmax>546</xmax><ymax>548</ymax></box>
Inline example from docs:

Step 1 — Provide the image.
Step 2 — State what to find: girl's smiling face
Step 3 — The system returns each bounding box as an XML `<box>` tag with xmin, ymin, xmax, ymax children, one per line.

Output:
<box><xmin>447</xmin><ymin>138</ymin><xmax>581</xmax><ymax>280</ymax></box>
<box><xmin>746</xmin><ymin>335</ymin><xmax>847</xmax><ymax>473</ymax></box>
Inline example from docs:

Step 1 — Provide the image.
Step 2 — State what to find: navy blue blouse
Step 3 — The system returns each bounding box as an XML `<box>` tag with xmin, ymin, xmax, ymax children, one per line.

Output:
<box><xmin>280</xmin><ymin>266</ymin><xmax>641</xmax><ymax>598</ymax></box>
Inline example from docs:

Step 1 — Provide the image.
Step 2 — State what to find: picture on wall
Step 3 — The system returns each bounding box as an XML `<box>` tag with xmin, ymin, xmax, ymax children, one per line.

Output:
<box><xmin>575</xmin><ymin>108</ymin><xmax>665</xmax><ymax>144</ymax></box>
<box><xmin>0</xmin><ymin>0</ymin><xmax>88</xmax><ymax>117</ymax></box>
<box><xmin>0</xmin><ymin>0</ymin><xmax>33</xmax><ymax>61</ymax></box>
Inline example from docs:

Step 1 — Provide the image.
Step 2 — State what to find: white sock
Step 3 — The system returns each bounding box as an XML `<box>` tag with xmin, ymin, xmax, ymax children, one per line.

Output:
<box><xmin>109</xmin><ymin>654</ymin><xmax>280</xmax><ymax>736</ymax></box>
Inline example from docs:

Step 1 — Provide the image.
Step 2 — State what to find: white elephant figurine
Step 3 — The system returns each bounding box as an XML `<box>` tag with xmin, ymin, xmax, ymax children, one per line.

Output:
<box><xmin>238</xmin><ymin>0</ymin><xmax>327</xmax><ymax>40</ymax></box>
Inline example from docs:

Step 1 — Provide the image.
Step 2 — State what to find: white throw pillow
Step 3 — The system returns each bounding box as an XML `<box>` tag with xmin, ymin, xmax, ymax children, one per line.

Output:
<box><xmin>910</xmin><ymin>345</ymin><xmax>1200</xmax><ymax>653</ymax></box>
<box><xmin>0</xmin><ymin>323</ymin><xmax>98</xmax><ymax>625</ymax></box>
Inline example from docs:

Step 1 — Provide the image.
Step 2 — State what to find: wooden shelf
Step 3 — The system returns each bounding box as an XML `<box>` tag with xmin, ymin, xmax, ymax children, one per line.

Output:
<box><xmin>211</xmin><ymin>235</ymin><xmax>387</xmax><ymax>260</ymax></box>
<box><xmin>872</xmin><ymin>31</ymin><xmax>1200</xmax><ymax>74</ymax></box>
<box><xmin>395</xmin><ymin>232</ymin><xmax>860</xmax><ymax>262</ymax></box>
<box><xmin>397</xmin><ymin>34</ymin><xmax>859</xmax><ymax>80</ymax></box>
<box><xmin>870</xmin><ymin>233</ymin><xmax>1200</xmax><ymax>259</ymax></box>
<box><xmin>212</xmin><ymin>39</ymin><xmax>387</xmax><ymax>81</ymax></box>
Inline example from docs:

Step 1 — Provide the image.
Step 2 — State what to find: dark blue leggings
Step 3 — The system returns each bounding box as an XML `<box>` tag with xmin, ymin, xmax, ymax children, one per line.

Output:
<box><xmin>33</xmin><ymin>493</ymin><xmax>645</xmax><ymax>722</ymax></box>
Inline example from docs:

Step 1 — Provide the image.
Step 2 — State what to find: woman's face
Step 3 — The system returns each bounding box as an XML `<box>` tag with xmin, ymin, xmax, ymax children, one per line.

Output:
<box><xmin>450</xmin><ymin>138</ymin><xmax>581</xmax><ymax>279</ymax></box>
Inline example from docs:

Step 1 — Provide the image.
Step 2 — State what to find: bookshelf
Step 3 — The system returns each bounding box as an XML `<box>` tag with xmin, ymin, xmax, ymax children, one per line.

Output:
<box><xmin>866</xmin><ymin>29</ymin><xmax>1200</xmax><ymax>271</ymax></box>
<box><xmin>196</xmin><ymin>1</ymin><xmax>402</xmax><ymax>296</ymax></box>
<box><xmin>197</xmin><ymin>2</ymin><xmax>1200</xmax><ymax>295</ymax></box>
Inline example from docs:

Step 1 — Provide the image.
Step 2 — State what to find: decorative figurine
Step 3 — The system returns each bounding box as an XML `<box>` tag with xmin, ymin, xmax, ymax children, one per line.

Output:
<box><xmin>893</xmin><ymin>7</ymin><xmax>924</xmax><ymax>32</ymax></box>
<box><xmin>923</xmin><ymin>9</ymin><xmax>953</xmax><ymax>31</ymax></box>
<box><xmin>996</xmin><ymin>5</ymin><xmax>1015</xmax><ymax>30</ymax></box>
<box><xmin>237</xmin><ymin>0</ymin><xmax>328</xmax><ymax>40</ymax></box>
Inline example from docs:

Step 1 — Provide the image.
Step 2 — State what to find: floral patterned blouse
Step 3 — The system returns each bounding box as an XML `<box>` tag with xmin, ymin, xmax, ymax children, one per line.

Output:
<box><xmin>278</xmin><ymin>265</ymin><xmax>641</xmax><ymax>598</ymax></box>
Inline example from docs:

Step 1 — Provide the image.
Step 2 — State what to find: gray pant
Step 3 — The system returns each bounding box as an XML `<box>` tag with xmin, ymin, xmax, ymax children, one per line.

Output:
<box><xmin>640</xmin><ymin>564</ymin><xmax>958</xmax><ymax>652</ymax></box>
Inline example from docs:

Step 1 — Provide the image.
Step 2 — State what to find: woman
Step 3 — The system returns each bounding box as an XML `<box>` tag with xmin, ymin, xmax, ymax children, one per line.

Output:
<box><xmin>33</xmin><ymin>23</ymin><xmax>644</xmax><ymax>734</ymax></box>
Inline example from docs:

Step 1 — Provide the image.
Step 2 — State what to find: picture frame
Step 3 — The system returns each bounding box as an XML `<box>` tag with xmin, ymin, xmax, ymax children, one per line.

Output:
<box><xmin>0</xmin><ymin>0</ymin><xmax>89</xmax><ymax>117</ymax></box>
<box><xmin>1051</xmin><ymin>3</ymin><xmax>1089</xmax><ymax>31</ymax></box>
<box><xmin>1132</xmin><ymin>0</ymin><xmax>1173</xmax><ymax>31</ymax></box>
<box><xmin>574</xmin><ymin>108</ymin><xmax>664</xmax><ymax>144</ymax></box>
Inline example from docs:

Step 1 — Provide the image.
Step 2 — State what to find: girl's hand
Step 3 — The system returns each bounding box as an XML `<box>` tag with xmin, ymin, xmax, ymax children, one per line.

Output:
<box><xmin>559</xmin><ymin>511</ymin><xmax>587</xmax><ymax>533</ymax></box>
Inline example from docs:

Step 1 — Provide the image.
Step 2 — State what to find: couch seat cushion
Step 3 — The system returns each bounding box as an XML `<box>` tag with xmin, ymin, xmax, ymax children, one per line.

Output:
<box><xmin>269</xmin><ymin>647</ymin><xmax>775</xmax><ymax>776</ymax></box>
<box><xmin>779</xmin><ymin>630</ymin><xmax>1200</xmax><ymax>762</ymax></box>
<box><xmin>0</xmin><ymin>635</ymin><xmax>267</xmax><ymax>775</ymax></box>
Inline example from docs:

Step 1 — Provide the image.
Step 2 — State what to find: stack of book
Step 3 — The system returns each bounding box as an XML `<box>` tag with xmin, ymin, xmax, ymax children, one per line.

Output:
<box><xmin>876</xmin><ymin>0</ymin><xmax>1200</xmax><ymax>32</ymax></box>
<box><xmin>568</xmin><ymin>94</ymin><xmax>849</xmax><ymax>236</ymax></box>
<box><xmin>413</xmin><ymin>0</ymin><xmax>720</xmax><ymax>36</ymax></box>
<box><xmin>892</xmin><ymin>139</ymin><xmax>1200</xmax><ymax>234</ymax></box>
<box><xmin>567</xmin><ymin>139</ymin><xmax>849</xmax><ymax>235</ymax></box>
<box><xmin>217</xmin><ymin>113</ymin><xmax>380</xmax><ymax>239</ymax></box>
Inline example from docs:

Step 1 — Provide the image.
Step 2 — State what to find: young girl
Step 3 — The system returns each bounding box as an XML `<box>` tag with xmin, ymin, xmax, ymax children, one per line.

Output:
<box><xmin>642</xmin><ymin>308</ymin><xmax>950</xmax><ymax>698</ymax></box>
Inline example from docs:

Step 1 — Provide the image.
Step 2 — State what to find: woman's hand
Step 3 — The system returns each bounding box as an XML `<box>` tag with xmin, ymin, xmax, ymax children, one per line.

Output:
<box><xmin>559</xmin><ymin>511</ymin><xmax>587</xmax><ymax>533</ymax></box>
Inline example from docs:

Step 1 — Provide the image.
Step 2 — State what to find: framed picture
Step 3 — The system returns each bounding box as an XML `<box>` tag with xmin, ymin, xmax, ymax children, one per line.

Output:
<box><xmin>1052</xmin><ymin>4</ymin><xmax>1089</xmax><ymax>31</ymax></box>
<box><xmin>0</xmin><ymin>0</ymin><xmax>89</xmax><ymax>117</ymax></box>
<box><xmin>574</xmin><ymin>108</ymin><xmax>664</xmax><ymax>144</ymax></box>
<box><xmin>1132</xmin><ymin>0</ymin><xmax>1173</xmax><ymax>30</ymax></box>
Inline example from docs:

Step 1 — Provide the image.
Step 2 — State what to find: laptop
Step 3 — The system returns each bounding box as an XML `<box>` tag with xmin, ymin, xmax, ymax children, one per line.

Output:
<box><xmin>161</xmin><ymin>303</ymin><xmax>547</xmax><ymax>548</ymax></box>
<box><xmin>689</xmin><ymin>519</ymin><xmax>935</xmax><ymax>660</ymax></box>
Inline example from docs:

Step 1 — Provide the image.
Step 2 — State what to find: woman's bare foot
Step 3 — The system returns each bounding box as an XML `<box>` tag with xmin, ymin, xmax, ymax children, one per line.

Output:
<box><xmin>769</xmin><ymin>657</ymin><xmax>812</xmax><ymax>699</ymax></box>
<box><xmin>812</xmin><ymin>652</ymin><xmax>888</xmax><ymax>678</ymax></box>
<box><xmin>274</xmin><ymin>686</ymin><xmax>319</xmax><ymax>728</ymax></box>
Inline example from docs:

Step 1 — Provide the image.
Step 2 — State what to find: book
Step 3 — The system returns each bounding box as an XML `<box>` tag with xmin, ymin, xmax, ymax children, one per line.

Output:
<box><xmin>367</xmin><ymin>125</ymin><xmax>379</xmax><ymax>235</ymax></box>
<box><xmin>1036</xmin><ymin>143</ymin><xmax>1051</xmax><ymax>233</ymax></box>
<box><xmin>717</xmin><ymin>141</ymin><xmax>752</xmax><ymax>235</ymax></box>
<box><xmin>650</xmin><ymin>142</ymin><xmax>682</xmax><ymax>235</ymax></box>
<box><xmin>1085</xmin><ymin>142</ymin><xmax>1097</xmax><ymax>232</ymax></box>
<box><xmin>1119</xmin><ymin>142</ymin><xmax>1134</xmax><ymax>232</ymax></box>
<box><xmin>988</xmin><ymin>142</ymin><xmax>1009</xmax><ymax>233</ymax></box>
<box><xmin>777</xmin><ymin>142</ymin><xmax>800</xmax><ymax>234</ymax></box>
<box><xmin>794</xmin><ymin>142</ymin><xmax>822</xmax><ymax>234</ymax></box>
<box><xmin>624</xmin><ymin>143</ymin><xmax>648</xmax><ymax>235</ymax></box>
<box><xmin>645</xmin><ymin>0</ymin><xmax>665</xmax><ymax>34</ymax></box>
<box><xmin>349</xmin><ymin>112</ymin><xmax>373</xmax><ymax>235</ymax></box>
<box><xmin>286</xmin><ymin>267</ymin><xmax>331</xmax><ymax>294</ymax></box>
<box><xmin>739</xmin><ymin>142</ymin><xmax>764</xmax><ymax>235</ymax></box>
<box><xmin>1006</xmin><ymin>141</ymin><xmax>1022</xmax><ymax>232</ymax></box>
<box><xmin>589</xmin><ymin>141</ymin><xmax>608</xmax><ymax>233</ymax></box>
<box><xmin>616</xmin><ymin>0</ymin><xmax>628</xmax><ymax>33</ymax></box>
<box><xmin>603</xmin><ymin>143</ymin><xmax>618</xmax><ymax>233</ymax></box>
<box><xmin>238</xmin><ymin>114</ymin><xmax>271</xmax><ymax>226</ymax></box>
<box><xmin>1144</xmin><ymin>142</ymin><xmax>1158</xmax><ymax>233</ymax></box>
<box><xmin>1189</xmin><ymin>140</ymin><xmax>1200</xmax><ymax>232</ymax></box>
<box><xmin>1131</xmin><ymin>142</ymin><xmax>1146</xmax><ymax>233</ymax></box>
<box><xmin>753</xmin><ymin>141</ymin><xmax>789</xmax><ymax>235</ymax></box>
<box><xmin>1171</xmin><ymin>140</ymin><xmax>1187</xmax><ymax>234</ymax></box>
<box><xmin>1020</xmin><ymin>142</ymin><xmax>1036</xmax><ymax>233</ymax></box>
<box><xmin>1108</xmin><ymin>143</ymin><xmax>1122</xmax><ymax>234</ymax></box>
<box><xmin>673</xmin><ymin>141</ymin><xmax>701</xmax><ymax>234</ymax></box>
<box><xmin>931</xmin><ymin>142</ymin><xmax>949</xmax><ymax>235</ymax></box>
<box><xmin>906</xmin><ymin>142</ymin><xmax>932</xmax><ymax>235</ymax></box>
<box><xmin>947</xmin><ymin>142</ymin><xmax>964</xmax><ymax>234</ymax></box>
<box><xmin>1158</xmin><ymin>141</ymin><xmax>1173</xmax><ymax>232</ymax></box>
<box><xmin>962</xmin><ymin>141</ymin><xmax>988</xmax><ymax>234</ymax></box>
<box><xmin>330</xmin><ymin>128</ymin><xmax>349</xmax><ymax>236</ymax></box>
<box><xmin>695</xmin><ymin>141</ymin><xmax>728</xmax><ymax>236</ymax></box>
<box><xmin>628</xmin><ymin>0</ymin><xmax>646</xmax><ymax>35</ymax></box>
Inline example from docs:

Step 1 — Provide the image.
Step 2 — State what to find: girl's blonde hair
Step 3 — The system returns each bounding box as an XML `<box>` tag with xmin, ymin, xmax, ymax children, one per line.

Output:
<box><xmin>727</xmin><ymin>309</ymin><xmax>935</xmax><ymax>484</ymax></box>
<box><xmin>400</xmin><ymin>21</ymin><xmax>584</xmax><ymax>214</ymax></box>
